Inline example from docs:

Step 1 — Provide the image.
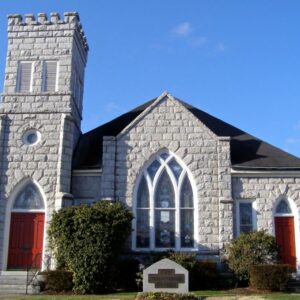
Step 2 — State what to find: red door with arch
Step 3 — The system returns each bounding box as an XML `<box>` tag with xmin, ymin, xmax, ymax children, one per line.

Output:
<box><xmin>8</xmin><ymin>212</ymin><xmax>45</xmax><ymax>270</ymax></box>
<box><xmin>275</xmin><ymin>216</ymin><xmax>296</xmax><ymax>270</ymax></box>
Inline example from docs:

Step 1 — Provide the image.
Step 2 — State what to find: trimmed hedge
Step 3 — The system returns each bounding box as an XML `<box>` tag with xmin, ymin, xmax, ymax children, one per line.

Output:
<box><xmin>167</xmin><ymin>252</ymin><xmax>218</xmax><ymax>290</ymax></box>
<box><xmin>136</xmin><ymin>292</ymin><xmax>202</xmax><ymax>300</ymax></box>
<box><xmin>249</xmin><ymin>264</ymin><xmax>291</xmax><ymax>291</ymax></box>
<box><xmin>116</xmin><ymin>258</ymin><xmax>140</xmax><ymax>290</ymax></box>
<box><xmin>39</xmin><ymin>270</ymin><xmax>73</xmax><ymax>291</ymax></box>
<box><xmin>226</xmin><ymin>230</ymin><xmax>279</xmax><ymax>282</ymax></box>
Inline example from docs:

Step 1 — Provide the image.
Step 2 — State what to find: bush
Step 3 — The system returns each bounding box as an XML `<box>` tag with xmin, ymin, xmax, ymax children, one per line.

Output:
<box><xmin>116</xmin><ymin>258</ymin><xmax>140</xmax><ymax>290</ymax></box>
<box><xmin>39</xmin><ymin>270</ymin><xmax>73</xmax><ymax>291</ymax></box>
<box><xmin>250</xmin><ymin>264</ymin><xmax>291</xmax><ymax>291</ymax></box>
<box><xmin>136</xmin><ymin>292</ymin><xmax>202</xmax><ymax>300</ymax></box>
<box><xmin>226</xmin><ymin>230</ymin><xmax>279</xmax><ymax>282</ymax></box>
<box><xmin>167</xmin><ymin>252</ymin><xmax>218</xmax><ymax>290</ymax></box>
<box><xmin>48</xmin><ymin>201</ymin><xmax>133</xmax><ymax>294</ymax></box>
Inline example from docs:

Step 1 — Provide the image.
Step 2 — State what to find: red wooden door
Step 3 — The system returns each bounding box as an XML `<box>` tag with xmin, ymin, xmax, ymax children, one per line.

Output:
<box><xmin>8</xmin><ymin>213</ymin><xmax>45</xmax><ymax>270</ymax></box>
<box><xmin>275</xmin><ymin>217</ymin><xmax>296</xmax><ymax>270</ymax></box>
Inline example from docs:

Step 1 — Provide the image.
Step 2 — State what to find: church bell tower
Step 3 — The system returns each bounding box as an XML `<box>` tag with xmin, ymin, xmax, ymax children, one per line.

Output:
<box><xmin>0</xmin><ymin>12</ymin><xmax>88</xmax><ymax>270</ymax></box>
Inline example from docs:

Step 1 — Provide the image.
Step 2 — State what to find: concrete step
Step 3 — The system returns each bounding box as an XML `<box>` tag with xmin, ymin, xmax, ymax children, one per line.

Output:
<box><xmin>0</xmin><ymin>284</ymin><xmax>40</xmax><ymax>294</ymax></box>
<box><xmin>286</xmin><ymin>275</ymin><xmax>300</xmax><ymax>293</ymax></box>
<box><xmin>0</xmin><ymin>272</ymin><xmax>40</xmax><ymax>294</ymax></box>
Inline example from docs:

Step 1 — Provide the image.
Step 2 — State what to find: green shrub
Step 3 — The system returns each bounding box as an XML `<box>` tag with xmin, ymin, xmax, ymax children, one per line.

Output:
<box><xmin>48</xmin><ymin>201</ymin><xmax>133</xmax><ymax>294</ymax></box>
<box><xmin>226</xmin><ymin>230</ymin><xmax>279</xmax><ymax>282</ymax></box>
<box><xmin>39</xmin><ymin>270</ymin><xmax>73</xmax><ymax>291</ymax></box>
<box><xmin>167</xmin><ymin>252</ymin><xmax>218</xmax><ymax>290</ymax></box>
<box><xmin>116</xmin><ymin>258</ymin><xmax>140</xmax><ymax>290</ymax></box>
<box><xmin>250</xmin><ymin>264</ymin><xmax>291</xmax><ymax>291</ymax></box>
<box><xmin>136</xmin><ymin>292</ymin><xmax>202</xmax><ymax>300</ymax></box>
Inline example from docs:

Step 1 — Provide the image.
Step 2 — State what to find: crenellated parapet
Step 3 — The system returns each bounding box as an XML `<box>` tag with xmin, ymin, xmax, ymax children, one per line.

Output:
<box><xmin>7</xmin><ymin>12</ymin><xmax>88</xmax><ymax>52</ymax></box>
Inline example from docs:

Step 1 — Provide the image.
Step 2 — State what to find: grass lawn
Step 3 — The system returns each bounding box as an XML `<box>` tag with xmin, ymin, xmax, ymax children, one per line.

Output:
<box><xmin>1</xmin><ymin>291</ymin><xmax>300</xmax><ymax>300</ymax></box>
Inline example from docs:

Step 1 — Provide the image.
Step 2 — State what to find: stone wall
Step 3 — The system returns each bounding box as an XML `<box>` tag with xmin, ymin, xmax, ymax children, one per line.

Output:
<box><xmin>72</xmin><ymin>174</ymin><xmax>102</xmax><ymax>203</ymax></box>
<box><xmin>232</xmin><ymin>176</ymin><xmax>300</xmax><ymax>270</ymax></box>
<box><xmin>114</xmin><ymin>94</ymin><xmax>231</xmax><ymax>253</ymax></box>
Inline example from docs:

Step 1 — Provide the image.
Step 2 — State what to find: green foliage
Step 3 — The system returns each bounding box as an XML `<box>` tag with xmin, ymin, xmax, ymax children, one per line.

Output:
<box><xmin>116</xmin><ymin>258</ymin><xmax>140</xmax><ymax>291</ymax></box>
<box><xmin>250</xmin><ymin>264</ymin><xmax>291</xmax><ymax>291</ymax></box>
<box><xmin>226</xmin><ymin>230</ymin><xmax>279</xmax><ymax>282</ymax></box>
<box><xmin>136</xmin><ymin>293</ymin><xmax>201</xmax><ymax>300</ymax></box>
<box><xmin>48</xmin><ymin>201</ymin><xmax>133</xmax><ymax>294</ymax></box>
<box><xmin>40</xmin><ymin>270</ymin><xmax>73</xmax><ymax>291</ymax></box>
<box><xmin>167</xmin><ymin>252</ymin><xmax>218</xmax><ymax>290</ymax></box>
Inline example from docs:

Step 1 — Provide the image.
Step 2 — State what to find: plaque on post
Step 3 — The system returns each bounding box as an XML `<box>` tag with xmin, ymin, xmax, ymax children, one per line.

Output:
<box><xmin>143</xmin><ymin>258</ymin><xmax>189</xmax><ymax>293</ymax></box>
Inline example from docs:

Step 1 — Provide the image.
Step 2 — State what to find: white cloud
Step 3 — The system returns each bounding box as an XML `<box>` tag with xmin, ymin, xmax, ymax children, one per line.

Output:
<box><xmin>172</xmin><ymin>22</ymin><xmax>192</xmax><ymax>38</ymax></box>
<box><xmin>189</xmin><ymin>36</ymin><xmax>208</xmax><ymax>47</ymax></box>
<box><xmin>293</xmin><ymin>121</ymin><xmax>300</xmax><ymax>131</ymax></box>
<box><xmin>215</xmin><ymin>42</ymin><xmax>226</xmax><ymax>52</ymax></box>
<box><xmin>286</xmin><ymin>138</ymin><xmax>300</xmax><ymax>144</ymax></box>
<box><xmin>105</xmin><ymin>101</ymin><xmax>121</xmax><ymax>113</ymax></box>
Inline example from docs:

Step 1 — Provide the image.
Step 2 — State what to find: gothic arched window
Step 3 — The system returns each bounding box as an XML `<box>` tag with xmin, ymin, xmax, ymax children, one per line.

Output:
<box><xmin>134</xmin><ymin>152</ymin><xmax>195</xmax><ymax>250</ymax></box>
<box><xmin>275</xmin><ymin>199</ymin><xmax>291</xmax><ymax>214</ymax></box>
<box><xmin>13</xmin><ymin>183</ymin><xmax>44</xmax><ymax>210</ymax></box>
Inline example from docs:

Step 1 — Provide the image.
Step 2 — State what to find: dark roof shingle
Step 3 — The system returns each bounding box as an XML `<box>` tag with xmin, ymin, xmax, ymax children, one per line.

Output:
<box><xmin>72</xmin><ymin>97</ymin><xmax>300</xmax><ymax>170</ymax></box>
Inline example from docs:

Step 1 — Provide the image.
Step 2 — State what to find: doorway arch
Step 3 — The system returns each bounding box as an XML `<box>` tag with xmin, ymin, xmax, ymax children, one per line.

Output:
<box><xmin>3</xmin><ymin>179</ymin><xmax>46</xmax><ymax>270</ymax></box>
<box><xmin>273</xmin><ymin>197</ymin><xmax>298</xmax><ymax>270</ymax></box>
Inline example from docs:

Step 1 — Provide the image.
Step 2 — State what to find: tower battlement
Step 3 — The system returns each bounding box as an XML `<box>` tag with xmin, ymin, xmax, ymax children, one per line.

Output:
<box><xmin>7</xmin><ymin>12</ymin><xmax>88</xmax><ymax>51</ymax></box>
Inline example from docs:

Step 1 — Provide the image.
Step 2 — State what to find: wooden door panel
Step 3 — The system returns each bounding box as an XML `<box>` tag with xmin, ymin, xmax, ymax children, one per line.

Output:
<box><xmin>275</xmin><ymin>217</ymin><xmax>296</xmax><ymax>270</ymax></box>
<box><xmin>8</xmin><ymin>213</ymin><xmax>44</xmax><ymax>270</ymax></box>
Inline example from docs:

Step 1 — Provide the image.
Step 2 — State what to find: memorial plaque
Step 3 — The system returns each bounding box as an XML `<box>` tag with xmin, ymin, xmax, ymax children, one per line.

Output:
<box><xmin>143</xmin><ymin>258</ymin><xmax>188</xmax><ymax>293</ymax></box>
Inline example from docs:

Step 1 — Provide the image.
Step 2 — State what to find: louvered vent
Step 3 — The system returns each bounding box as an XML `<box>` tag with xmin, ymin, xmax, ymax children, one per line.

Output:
<box><xmin>43</xmin><ymin>61</ymin><xmax>58</xmax><ymax>92</ymax></box>
<box><xmin>17</xmin><ymin>62</ymin><xmax>32</xmax><ymax>92</ymax></box>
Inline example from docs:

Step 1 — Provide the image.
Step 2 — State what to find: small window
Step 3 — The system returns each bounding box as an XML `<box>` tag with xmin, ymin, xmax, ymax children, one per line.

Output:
<box><xmin>13</xmin><ymin>183</ymin><xmax>44</xmax><ymax>210</ymax></box>
<box><xmin>22</xmin><ymin>129</ymin><xmax>41</xmax><ymax>146</ymax></box>
<box><xmin>16</xmin><ymin>62</ymin><xmax>33</xmax><ymax>92</ymax></box>
<box><xmin>237</xmin><ymin>201</ymin><xmax>256</xmax><ymax>235</ymax></box>
<box><xmin>276</xmin><ymin>199</ymin><xmax>291</xmax><ymax>214</ymax></box>
<box><xmin>42</xmin><ymin>61</ymin><xmax>58</xmax><ymax>92</ymax></box>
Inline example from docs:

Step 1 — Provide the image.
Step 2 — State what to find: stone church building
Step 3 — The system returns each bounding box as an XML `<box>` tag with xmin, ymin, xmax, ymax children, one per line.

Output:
<box><xmin>1</xmin><ymin>12</ymin><xmax>300</xmax><ymax>275</ymax></box>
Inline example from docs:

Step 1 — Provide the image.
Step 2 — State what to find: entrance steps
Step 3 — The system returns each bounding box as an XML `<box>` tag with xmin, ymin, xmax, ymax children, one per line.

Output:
<box><xmin>287</xmin><ymin>273</ymin><xmax>300</xmax><ymax>293</ymax></box>
<box><xmin>0</xmin><ymin>271</ymin><xmax>40</xmax><ymax>295</ymax></box>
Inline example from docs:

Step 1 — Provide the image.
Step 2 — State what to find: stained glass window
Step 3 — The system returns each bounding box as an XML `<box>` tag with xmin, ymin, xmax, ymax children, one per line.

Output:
<box><xmin>135</xmin><ymin>152</ymin><xmax>195</xmax><ymax>250</ymax></box>
<box><xmin>239</xmin><ymin>202</ymin><xmax>253</xmax><ymax>234</ymax></box>
<box><xmin>155</xmin><ymin>171</ymin><xmax>175</xmax><ymax>208</ymax></box>
<box><xmin>137</xmin><ymin>176</ymin><xmax>149</xmax><ymax>208</ymax></box>
<box><xmin>276</xmin><ymin>200</ymin><xmax>291</xmax><ymax>214</ymax></box>
<box><xmin>169</xmin><ymin>159</ymin><xmax>182</xmax><ymax>181</ymax></box>
<box><xmin>13</xmin><ymin>183</ymin><xmax>44</xmax><ymax>210</ymax></box>
<box><xmin>180</xmin><ymin>176</ymin><xmax>193</xmax><ymax>208</ymax></box>
<box><xmin>147</xmin><ymin>160</ymin><xmax>160</xmax><ymax>180</ymax></box>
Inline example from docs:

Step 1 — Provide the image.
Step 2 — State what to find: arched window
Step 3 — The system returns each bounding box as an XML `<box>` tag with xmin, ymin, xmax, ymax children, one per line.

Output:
<box><xmin>134</xmin><ymin>152</ymin><xmax>195</xmax><ymax>250</ymax></box>
<box><xmin>275</xmin><ymin>199</ymin><xmax>291</xmax><ymax>214</ymax></box>
<box><xmin>13</xmin><ymin>182</ymin><xmax>44</xmax><ymax>210</ymax></box>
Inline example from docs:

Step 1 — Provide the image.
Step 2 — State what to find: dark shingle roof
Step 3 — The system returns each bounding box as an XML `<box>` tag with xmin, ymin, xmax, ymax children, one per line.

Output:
<box><xmin>72</xmin><ymin>97</ymin><xmax>300</xmax><ymax>170</ymax></box>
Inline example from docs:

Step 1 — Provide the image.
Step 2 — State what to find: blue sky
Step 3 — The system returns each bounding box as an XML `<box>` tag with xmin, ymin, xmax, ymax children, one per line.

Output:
<box><xmin>0</xmin><ymin>0</ymin><xmax>299</xmax><ymax>157</ymax></box>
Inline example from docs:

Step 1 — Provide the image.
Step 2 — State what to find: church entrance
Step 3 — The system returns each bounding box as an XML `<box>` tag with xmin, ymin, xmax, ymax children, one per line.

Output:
<box><xmin>8</xmin><ymin>213</ymin><xmax>45</xmax><ymax>270</ymax></box>
<box><xmin>274</xmin><ymin>199</ymin><xmax>297</xmax><ymax>270</ymax></box>
<box><xmin>6</xmin><ymin>182</ymin><xmax>46</xmax><ymax>270</ymax></box>
<box><xmin>275</xmin><ymin>216</ymin><xmax>296</xmax><ymax>270</ymax></box>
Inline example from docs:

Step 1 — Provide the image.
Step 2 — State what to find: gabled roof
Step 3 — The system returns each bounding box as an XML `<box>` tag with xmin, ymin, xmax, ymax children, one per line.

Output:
<box><xmin>72</xmin><ymin>96</ymin><xmax>300</xmax><ymax>170</ymax></box>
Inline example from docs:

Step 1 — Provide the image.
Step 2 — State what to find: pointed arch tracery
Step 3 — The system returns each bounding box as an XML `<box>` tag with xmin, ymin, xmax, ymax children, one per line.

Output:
<box><xmin>12</xmin><ymin>182</ymin><xmax>45</xmax><ymax>211</ymax></box>
<box><xmin>134</xmin><ymin>151</ymin><xmax>196</xmax><ymax>250</ymax></box>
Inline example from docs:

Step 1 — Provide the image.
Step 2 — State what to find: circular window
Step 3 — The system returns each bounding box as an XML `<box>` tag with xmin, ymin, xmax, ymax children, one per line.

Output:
<box><xmin>22</xmin><ymin>129</ymin><xmax>41</xmax><ymax>146</ymax></box>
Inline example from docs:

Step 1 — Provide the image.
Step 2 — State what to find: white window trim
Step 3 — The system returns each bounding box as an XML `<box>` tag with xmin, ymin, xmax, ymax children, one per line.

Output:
<box><xmin>132</xmin><ymin>151</ymin><xmax>198</xmax><ymax>252</ymax></box>
<box><xmin>16</xmin><ymin>61</ymin><xmax>34</xmax><ymax>93</ymax></box>
<box><xmin>236</xmin><ymin>199</ymin><xmax>257</xmax><ymax>236</ymax></box>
